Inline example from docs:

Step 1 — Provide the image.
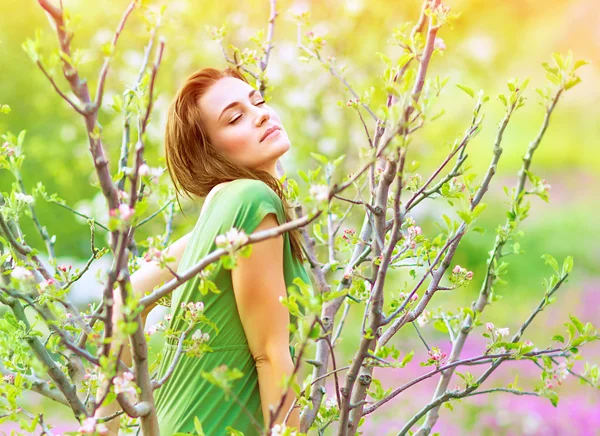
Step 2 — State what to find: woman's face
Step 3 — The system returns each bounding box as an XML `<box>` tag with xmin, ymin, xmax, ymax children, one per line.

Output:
<box><xmin>198</xmin><ymin>77</ymin><xmax>290</xmax><ymax>177</ymax></box>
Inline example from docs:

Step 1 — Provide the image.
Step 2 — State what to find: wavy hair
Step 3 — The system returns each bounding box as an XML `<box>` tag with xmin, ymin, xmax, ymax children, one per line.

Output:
<box><xmin>164</xmin><ymin>66</ymin><xmax>305</xmax><ymax>263</ymax></box>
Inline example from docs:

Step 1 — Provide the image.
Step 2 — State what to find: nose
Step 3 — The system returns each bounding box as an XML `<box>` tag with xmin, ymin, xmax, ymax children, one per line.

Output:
<box><xmin>255</xmin><ymin>107</ymin><xmax>270</xmax><ymax>126</ymax></box>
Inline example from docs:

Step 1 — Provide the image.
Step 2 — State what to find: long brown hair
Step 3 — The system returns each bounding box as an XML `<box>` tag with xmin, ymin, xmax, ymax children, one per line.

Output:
<box><xmin>164</xmin><ymin>66</ymin><xmax>305</xmax><ymax>263</ymax></box>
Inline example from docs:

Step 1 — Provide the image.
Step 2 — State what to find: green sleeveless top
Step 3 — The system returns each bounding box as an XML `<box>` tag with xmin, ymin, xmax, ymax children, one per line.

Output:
<box><xmin>153</xmin><ymin>178</ymin><xmax>311</xmax><ymax>435</ymax></box>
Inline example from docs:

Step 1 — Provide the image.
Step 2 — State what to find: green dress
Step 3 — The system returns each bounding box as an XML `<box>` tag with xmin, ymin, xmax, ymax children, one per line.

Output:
<box><xmin>153</xmin><ymin>178</ymin><xmax>311</xmax><ymax>435</ymax></box>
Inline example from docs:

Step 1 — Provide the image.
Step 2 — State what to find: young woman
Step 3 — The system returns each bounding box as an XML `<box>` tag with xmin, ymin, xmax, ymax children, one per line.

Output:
<box><xmin>98</xmin><ymin>67</ymin><xmax>311</xmax><ymax>435</ymax></box>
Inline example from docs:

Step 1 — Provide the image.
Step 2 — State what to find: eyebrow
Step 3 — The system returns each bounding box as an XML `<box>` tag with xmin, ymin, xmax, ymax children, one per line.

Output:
<box><xmin>217</xmin><ymin>89</ymin><xmax>260</xmax><ymax>122</ymax></box>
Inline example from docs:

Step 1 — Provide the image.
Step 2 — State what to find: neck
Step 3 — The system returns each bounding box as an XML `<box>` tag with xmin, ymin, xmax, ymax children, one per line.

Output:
<box><xmin>258</xmin><ymin>160</ymin><xmax>280</xmax><ymax>179</ymax></box>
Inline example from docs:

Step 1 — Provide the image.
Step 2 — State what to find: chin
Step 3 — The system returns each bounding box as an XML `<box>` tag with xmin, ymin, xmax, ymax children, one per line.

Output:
<box><xmin>265</xmin><ymin>137</ymin><xmax>290</xmax><ymax>156</ymax></box>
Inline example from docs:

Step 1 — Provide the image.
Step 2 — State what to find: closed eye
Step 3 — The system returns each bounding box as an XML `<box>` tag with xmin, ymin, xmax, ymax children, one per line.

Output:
<box><xmin>229</xmin><ymin>101</ymin><xmax>266</xmax><ymax>124</ymax></box>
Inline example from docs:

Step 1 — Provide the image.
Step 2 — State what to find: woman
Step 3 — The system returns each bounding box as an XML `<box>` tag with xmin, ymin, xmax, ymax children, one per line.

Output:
<box><xmin>98</xmin><ymin>67</ymin><xmax>310</xmax><ymax>435</ymax></box>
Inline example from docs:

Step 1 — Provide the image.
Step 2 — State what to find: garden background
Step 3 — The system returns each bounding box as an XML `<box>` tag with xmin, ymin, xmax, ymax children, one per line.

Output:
<box><xmin>0</xmin><ymin>0</ymin><xmax>598</xmax><ymax>434</ymax></box>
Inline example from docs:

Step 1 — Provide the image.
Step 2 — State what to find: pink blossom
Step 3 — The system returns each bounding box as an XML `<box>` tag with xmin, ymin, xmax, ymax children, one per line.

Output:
<box><xmin>434</xmin><ymin>37</ymin><xmax>446</xmax><ymax>51</ymax></box>
<box><xmin>410</xmin><ymin>293</ymin><xmax>419</xmax><ymax>302</ymax></box>
<box><xmin>486</xmin><ymin>322</ymin><xmax>494</xmax><ymax>331</ymax></box>
<box><xmin>58</xmin><ymin>264</ymin><xmax>71</xmax><ymax>273</ymax></box>
<box><xmin>113</xmin><ymin>371</ymin><xmax>136</xmax><ymax>396</ymax></box>
<box><xmin>453</xmin><ymin>265</ymin><xmax>462</xmax><ymax>274</ymax></box>
<box><xmin>542</xmin><ymin>179</ymin><xmax>551</xmax><ymax>191</ymax></box>
<box><xmin>408</xmin><ymin>226</ymin><xmax>422</xmax><ymax>238</ymax></box>
<box><xmin>342</xmin><ymin>228</ymin><xmax>356</xmax><ymax>240</ymax></box>
<box><xmin>38</xmin><ymin>278</ymin><xmax>57</xmax><ymax>293</ymax></box>
<box><xmin>138</xmin><ymin>164</ymin><xmax>150</xmax><ymax>177</ymax></box>
<box><xmin>144</xmin><ymin>247</ymin><xmax>162</xmax><ymax>262</ymax></box>
<box><xmin>78</xmin><ymin>418</ymin><xmax>97</xmax><ymax>434</ymax></box>
<box><xmin>3</xmin><ymin>374</ymin><xmax>15</xmax><ymax>384</ymax></box>
<box><xmin>118</xmin><ymin>203</ymin><xmax>134</xmax><ymax>221</ymax></box>
<box><xmin>428</xmin><ymin>347</ymin><xmax>447</xmax><ymax>363</ymax></box>
<box><xmin>465</xmin><ymin>271</ymin><xmax>474</xmax><ymax>280</ymax></box>
<box><xmin>117</xmin><ymin>190</ymin><xmax>129</xmax><ymax>201</ymax></box>
<box><xmin>1</xmin><ymin>141</ymin><xmax>15</xmax><ymax>156</ymax></box>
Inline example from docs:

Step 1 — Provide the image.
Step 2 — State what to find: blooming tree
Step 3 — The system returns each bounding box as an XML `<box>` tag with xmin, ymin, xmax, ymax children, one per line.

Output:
<box><xmin>0</xmin><ymin>0</ymin><xmax>598</xmax><ymax>435</ymax></box>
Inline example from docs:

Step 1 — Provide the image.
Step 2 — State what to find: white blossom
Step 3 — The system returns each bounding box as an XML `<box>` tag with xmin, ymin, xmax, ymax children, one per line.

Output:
<box><xmin>556</xmin><ymin>361</ymin><xmax>569</xmax><ymax>381</ymax></box>
<box><xmin>271</xmin><ymin>424</ymin><xmax>297</xmax><ymax>436</ymax></box>
<box><xmin>496</xmin><ymin>327</ymin><xmax>510</xmax><ymax>337</ymax></box>
<box><xmin>14</xmin><ymin>192</ymin><xmax>34</xmax><ymax>204</ymax></box>
<box><xmin>11</xmin><ymin>266</ymin><xmax>33</xmax><ymax>281</ymax></box>
<box><xmin>417</xmin><ymin>309</ymin><xmax>431</xmax><ymax>328</ymax></box>
<box><xmin>325</xmin><ymin>396</ymin><xmax>338</xmax><ymax>410</ymax></box>
<box><xmin>309</xmin><ymin>184</ymin><xmax>329</xmax><ymax>202</ymax></box>
<box><xmin>215</xmin><ymin>227</ymin><xmax>249</xmax><ymax>250</ymax></box>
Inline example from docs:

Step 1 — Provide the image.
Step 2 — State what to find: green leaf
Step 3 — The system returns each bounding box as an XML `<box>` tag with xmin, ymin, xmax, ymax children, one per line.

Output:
<box><xmin>551</xmin><ymin>335</ymin><xmax>564</xmax><ymax>343</ymax></box>
<box><xmin>562</xmin><ymin>256</ymin><xmax>573</xmax><ymax>275</ymax></box>
<box><xmin>333</xmin><ymin>154</ymin><xmax>346</xmax><ymax>167</ymax></box>
<box><xmin>569</xmin><ymin>314</ymin><xmax>584</xmax><ymax>334</ymax></box>
<box><xmin>457</xmin><ymin>210</ymin><xmax>472</xmax><ymax>224</ymax></box>
<box><xmin>309</xmin><ymin>152</ymin><xmax>329</xmax><ymax>165</ymax></box>
<box><xmin>456</xmin><ymin>84</ymin><xmax>475</xmax><ymax>98</ymax></box>
<box><xmin>498</xmin><ymin>94</ymin><xmax>508</xmax><ymax>107</ymax></box>
<box><xmin>472</xmin><ymin>203</ymin><xmax>487</xmax><ymax>218</ymax></box>
<box><xmin>541</xmin><ymin>254</ymin><xmax>559</xmax><ymax>275</ymax></box>
<box><xmin>297</xmin><ymin>169</ymin><xmax>309</xmax><ymax>184</ymax></box>
<box><xmin>573</xmin><ymin>59</ymin><xmax>590</xmax><ymax>71</ymax></box>
<box><xmin>194</xmin><ymin>417</ymin><xmax>205</xmax><ymax>436</ymax></box>
<box><xmin>552</xmin><ymin>52</ymin><xmax>565</xmax><ymax>70</ymax></box>
<box><xmin>17</xmin><ymin>130</ymin><xmax>27</xmax><ymax>147</ymax></box>
<box><xmin>376</xmin><ymin>52</ymin><xmax>392</xmax><ymax>67</ymax></box>
<box><xmin>565</xmin><ymin>77</ymin><xmax>582</xmax><ymax>90</ymax></box>
<box><xmin>548</xmin><ymin>390</ymin><xmax>559</xmax><ymax>407</ymax></box>
<box><xmin>433</xmin><ymin>319</ymin><xmax>448</xmax><ymax>333</ymax></box>
<box><xmin>400</xmin><ymin>350</ymin><xmax>414</xmax><ymax>367</ymax></box>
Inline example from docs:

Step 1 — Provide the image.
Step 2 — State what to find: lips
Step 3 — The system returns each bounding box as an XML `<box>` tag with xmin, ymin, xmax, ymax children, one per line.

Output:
<box><xmin>260</xmin><ymin>126</ymin><xmax>281</xmax><ymax>142</ymax></box>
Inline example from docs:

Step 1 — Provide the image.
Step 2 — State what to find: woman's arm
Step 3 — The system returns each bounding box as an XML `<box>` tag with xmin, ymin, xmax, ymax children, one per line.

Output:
<box><xmin>94</xmin><ymin>232</ymin><xmax>192</xmax><ymax>434</ymax></box>
<box><xmin>231</xmin><ymin>214</ymin><xmax>300</xmax><ymax>430</ymax></box>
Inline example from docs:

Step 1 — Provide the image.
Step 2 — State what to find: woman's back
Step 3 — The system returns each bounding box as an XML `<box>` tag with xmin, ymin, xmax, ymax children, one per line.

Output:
<box><xmin>153</xmin><ymin>178</ymin><xmax>311</xmax><ymax>435</ymax></box>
